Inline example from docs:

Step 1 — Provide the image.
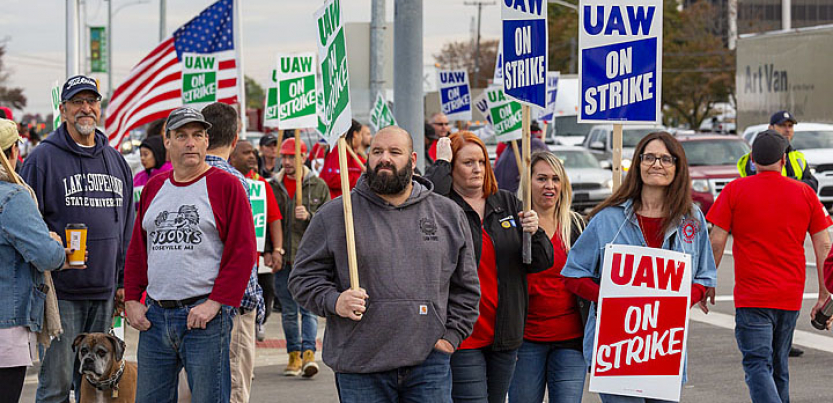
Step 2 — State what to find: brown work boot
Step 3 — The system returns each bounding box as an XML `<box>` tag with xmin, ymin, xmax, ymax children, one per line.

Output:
<box><xmin>284</xmin><ymin>351</ymin><xmax>302</xmax><ymax>376</ymax></box>
<box><xmin>301</xmin><ymin>350</ymin><xmax>319</xmax><ymax>378</ymax></box>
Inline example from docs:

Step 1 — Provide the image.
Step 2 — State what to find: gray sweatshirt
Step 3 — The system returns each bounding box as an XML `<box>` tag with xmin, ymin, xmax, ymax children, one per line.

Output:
<box><xmin>289</xmin><ymin>175</ymin><xmax>480</xmax><ymax>374</ymax></box>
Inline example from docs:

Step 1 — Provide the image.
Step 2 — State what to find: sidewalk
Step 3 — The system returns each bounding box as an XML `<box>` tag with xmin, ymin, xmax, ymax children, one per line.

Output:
<box><xmin>20</xmin><ymin>314</ymin><xmax>327</xmax><ymax>400</ymax></box>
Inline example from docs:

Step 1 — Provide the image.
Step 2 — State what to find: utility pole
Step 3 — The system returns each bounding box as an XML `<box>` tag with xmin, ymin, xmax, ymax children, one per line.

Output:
<box><xmin>370</xmin><ymin>0</ymin><xmax>385</xmax><ymax>116</ymax></box>
<box><xmin>160</xmin><ymin>0</ymin><xmax>167</xmax><ymax>41</ymax></box>
<box><xmin>464</xmin><ymin>1</ymin><xmax>495</xmax><ymax>88</ymax></box>
<box><xmin>782</xmin><ymin>0</ymin><xmax>791</xmax><ymax>31</ymax></box>
<box><xmin>393</xmin><ymin>0</ymin><xmax>425</xmax><ymax>170</ymax></box>
<box><xmin>728</xmin><ymin>0</ymin><xmax>737</xmax><ymax>50</ymax></box>
<box><xmin>67</xmin><ymin>0</ymin><xmax>80</xmax><ymax>78</ymax></box>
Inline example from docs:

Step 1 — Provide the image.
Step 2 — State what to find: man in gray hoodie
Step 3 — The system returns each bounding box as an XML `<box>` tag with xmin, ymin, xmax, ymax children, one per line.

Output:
<box><xmin>290</xmin><ymin>126</ymin><xmax>480</xmax><ymax>402</ymax></box>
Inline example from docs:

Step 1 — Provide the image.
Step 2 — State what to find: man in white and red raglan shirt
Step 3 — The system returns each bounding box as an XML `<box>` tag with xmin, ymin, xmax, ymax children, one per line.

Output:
<box><xmin>124</xmin><ymin>107</ymin><xmax>257</xmax><ymax>403</ymax></box>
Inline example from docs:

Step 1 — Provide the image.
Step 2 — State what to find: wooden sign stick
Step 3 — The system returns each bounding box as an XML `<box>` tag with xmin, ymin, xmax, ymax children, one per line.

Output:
<box><xmin>337</xmin><ymin>137</ymin><xmax>361</xmax><ymax>295</ymax></box>
<box><xmin>294</xmin><ymin>131</ymin><xmax>303</xmax><ymax>206</ymax></box>
<box><xmin>612</xmin><ymin>124</ymin><xmax>623</xmax><ymax>191</ymax></box>
<box><xmin>521</xmin><ymin>105</ymin><xmax>532</xmax><ymax>264</ymax></box>
<box><xmin>346</xmin><ymin>144</ymin><xmax>367</xmax><ymax>172</ymax></box>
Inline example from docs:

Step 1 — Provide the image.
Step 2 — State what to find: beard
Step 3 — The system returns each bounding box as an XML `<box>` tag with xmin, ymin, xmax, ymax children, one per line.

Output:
<box><xmin>366</xmin><ymin>159</ymin><xmax>413</xmax><ymax>195</ymax></box>
<box><xmin>74</xmin><ymin>113</ymin><xmax>97</xmax><ymax>135</ymax></box>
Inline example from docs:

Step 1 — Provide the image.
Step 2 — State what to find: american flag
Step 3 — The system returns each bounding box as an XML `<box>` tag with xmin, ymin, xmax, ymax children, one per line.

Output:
<box><xmin>105</xmin><ymin>0</ymin><xmax>239</xmax><ymax>147</ymax></box>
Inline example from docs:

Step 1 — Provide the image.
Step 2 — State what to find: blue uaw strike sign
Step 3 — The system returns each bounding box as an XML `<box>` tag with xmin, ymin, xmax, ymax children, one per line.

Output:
<box><xmin>579</xmin><ymin>0</ymin><xmax>662</xmax><ymax>123</ymax></box>
<box><xmin>501</xmin><ymin>0</ymin><xmax>548</xmax><ymax>108</ymax></box>
<box><xmin>438</xmin><ymin>70</ymin><xmax>472</xmax><ymax>121</ymax></box>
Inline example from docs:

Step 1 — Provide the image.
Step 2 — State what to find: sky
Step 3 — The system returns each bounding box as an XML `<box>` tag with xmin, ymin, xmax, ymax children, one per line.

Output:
<box><xmin>1</xmin><ymin>0</ymin><xmax>505</xmax><ymax>117</ymax></box>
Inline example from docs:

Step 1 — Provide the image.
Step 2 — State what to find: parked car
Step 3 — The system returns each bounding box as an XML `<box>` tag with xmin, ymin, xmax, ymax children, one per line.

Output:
<box><xmin>677</xmin><ymin>134</ymin><xmax>750</xmax><ymax>214</ymax></box>
<box><xmin>582</xmin><ymin>124</ymin><xmax>665</xmax><ymax>171</ymax></box>
<box><xmin>742</xmin><ymin>122</ymin><xmax>833</xmax><ymax>210</ymax></box>
<box><xmin>549</xmin><ymin>146</ymin><xmax>613</xmax><ymax>212</ymax></box>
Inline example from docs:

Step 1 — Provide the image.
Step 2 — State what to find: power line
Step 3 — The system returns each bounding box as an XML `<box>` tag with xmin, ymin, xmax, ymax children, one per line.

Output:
<box><xmin>464</xmin><ymin>1</ymin><xmax>496</xmax><ymax>87</ymax></box>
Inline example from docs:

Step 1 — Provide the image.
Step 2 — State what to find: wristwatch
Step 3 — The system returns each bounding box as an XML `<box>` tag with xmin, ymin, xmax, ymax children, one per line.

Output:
<box><xmin>274</xmin><ymin>248</ymin><xmax>286</xmax><ymax>256</ymax></box>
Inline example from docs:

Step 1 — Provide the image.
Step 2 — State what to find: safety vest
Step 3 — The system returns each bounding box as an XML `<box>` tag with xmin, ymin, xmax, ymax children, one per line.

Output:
<box><xmin>737</xmin><ymin>148</ymin><xmax>808</xmax><ymax>180</ymax></box>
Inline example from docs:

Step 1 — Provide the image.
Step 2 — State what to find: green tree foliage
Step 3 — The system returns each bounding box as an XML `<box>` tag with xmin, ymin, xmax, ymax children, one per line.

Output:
<box><xmin>245</xmin><ymin>75</ymin><xmax>265</xmax><ymax>110</ymax></box>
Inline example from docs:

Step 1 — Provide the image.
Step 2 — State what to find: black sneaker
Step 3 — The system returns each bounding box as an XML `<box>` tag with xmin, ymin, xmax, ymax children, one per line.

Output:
<box><xmin>789</xmin><ymin>346</ymin><xmax>804</xmax><ymax>357</ymax></box>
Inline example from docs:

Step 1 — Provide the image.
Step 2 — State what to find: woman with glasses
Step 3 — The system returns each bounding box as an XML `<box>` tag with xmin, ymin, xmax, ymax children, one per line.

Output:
<box><xmin>508</xmin><ymin>152</ymin><xmax>587</xmax><ymax>403</ymax></box>
<box><xmin>560</xmin><ymin>131</ymin><xmax>717</xmax><ymax>403</ymax></box>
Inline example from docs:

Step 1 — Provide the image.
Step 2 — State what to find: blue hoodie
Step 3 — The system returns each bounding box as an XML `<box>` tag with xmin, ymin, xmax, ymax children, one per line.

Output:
<box><xmin>20</xmin><ymin>123</ymin><xmax>134</xmax><ymax>300</ymax></box>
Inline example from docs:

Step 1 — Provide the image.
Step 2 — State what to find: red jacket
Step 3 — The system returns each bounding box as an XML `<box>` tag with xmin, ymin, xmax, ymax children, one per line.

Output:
<box><xmin>319</xmin><ymin>147</ymin><xmax>365</xmax><ymax>200</ymax></box>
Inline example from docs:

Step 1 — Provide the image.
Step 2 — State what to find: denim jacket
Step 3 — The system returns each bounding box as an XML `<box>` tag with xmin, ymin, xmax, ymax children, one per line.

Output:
<box><xmin>560</xmin><ymin>199</ymin><xmax>717</xmax><ymax>382</ymax></box>
<box><xmin>0</xmin><ymin>182</ymin><xmax>66</xmax><ymax>332</ymax></box>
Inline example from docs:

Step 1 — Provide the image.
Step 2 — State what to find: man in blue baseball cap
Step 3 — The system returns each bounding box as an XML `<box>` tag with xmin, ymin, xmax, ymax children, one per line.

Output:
<box><xmin>21</xmin><ymin>75</ymin><xmax>135</xmax><ymax>402</ymax></box>
<box><xmin>737</xmin><ymin>110</ymin><xmax>817</xmax><ymax>192</ymax></box>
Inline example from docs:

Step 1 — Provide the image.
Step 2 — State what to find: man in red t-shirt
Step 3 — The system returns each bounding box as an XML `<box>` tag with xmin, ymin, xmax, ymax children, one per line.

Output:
<box><xmin>706</xmin><ymin>130</ymin><xmax>832</xmax><ymax>403</ymax></box>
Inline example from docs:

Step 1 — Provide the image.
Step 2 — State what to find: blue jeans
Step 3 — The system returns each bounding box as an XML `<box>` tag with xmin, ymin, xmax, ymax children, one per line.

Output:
<box><xmin>450</xmin><ymin>347</ymin><xmax>518</xmax><ymax>403</ymax></box>
<box><xmin>275</xmin><ymin>265</ymin><xmax>318</xmax><ymax>352</ymax></box>
<box><xmin>335</xmin><ymin>350</ymin><xmax>452</xmax><ymax>402</ymax></box>
<box><xmin>136</xmin><ymin>299</ymin><xmax>234</xmax><ymax>403</ymax></box>
<box><xmin>36</xmin><ymin>299</ymin><xmax>113</xmax><ymax>403</ymax></box>
<box><xmin>508</xmin><ymin>341</ymin><xmax>586</xmax><ymax>403</ymax></box>
<box><xmin>735</xmin><ymin>307</ymin><xmax>799</xmax><ymax>403</ymax></box>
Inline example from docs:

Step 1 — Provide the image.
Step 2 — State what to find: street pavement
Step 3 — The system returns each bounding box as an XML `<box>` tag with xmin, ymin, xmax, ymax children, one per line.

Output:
<box><xmin>19</xmin><ymin>231</ymin><xmax>833</xmax><ymax>402</ymax></box>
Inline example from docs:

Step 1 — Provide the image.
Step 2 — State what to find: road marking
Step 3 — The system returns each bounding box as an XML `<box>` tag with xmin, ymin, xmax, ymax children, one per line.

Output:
<box><xmin>713</xmin><ymin>292</ymin><xmax>822</xmax><ymax>302</ymax></box>
<box><xmin>690</xmin><ymin>309</ymin><xmax>833</xmax><ymax>354</ymax></box>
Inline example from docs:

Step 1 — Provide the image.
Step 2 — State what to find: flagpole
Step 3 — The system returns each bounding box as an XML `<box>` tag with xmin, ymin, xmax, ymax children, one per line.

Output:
<box><xmin>234</xmin><ymin>0</ymin><xmax>246</xmax><ymax>132</ymax></box>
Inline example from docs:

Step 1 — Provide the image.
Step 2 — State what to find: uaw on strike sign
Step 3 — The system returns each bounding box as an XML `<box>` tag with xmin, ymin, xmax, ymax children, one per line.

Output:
<box><xmin>579</xmin><ymin>0</ymin><xmax>662</xmax><ymax>123</ymax></box>
<box><xmin>501</xmin><ymin>0</ymin><xmax>547</xmax><ymax>108</ymax></box>
<box><xmin>591</xmin><ymin>244</ymin><xmax>691</xmax><ymax>401</ymax></box>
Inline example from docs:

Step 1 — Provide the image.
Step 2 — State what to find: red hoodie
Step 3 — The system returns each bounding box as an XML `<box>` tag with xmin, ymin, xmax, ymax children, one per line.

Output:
<box><xmin>319</xmin><ymin>147</ymin><xmax>365</xmax><ymax>200</ymax></box>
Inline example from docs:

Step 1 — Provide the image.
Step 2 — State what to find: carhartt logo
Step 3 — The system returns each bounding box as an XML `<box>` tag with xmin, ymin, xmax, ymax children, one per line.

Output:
<box><xmin>419</xmin><ymin>305</ymin><xmax>428</xmax><ymax>315</ymax></box>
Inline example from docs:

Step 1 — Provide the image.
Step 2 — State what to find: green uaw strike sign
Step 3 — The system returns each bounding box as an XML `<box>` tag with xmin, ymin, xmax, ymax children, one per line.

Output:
<box><xmin>369</xmin><ymin>92</ymin><xmax>396</xmax><ymax>132</ymax></box>
<box><xmin>486</xmin><ymin>86</ymin><xmax>523</xmax><ymax>142</ymax></box>
<box><xmin>246</xmin><ymin>179</ymin><xmax>267</xmax><ymax>253</ymax></box>
<box><xmin>182</xmin><ymin>52</ymin><xmax>218</xmax><ymax>107</ymax></box>
<box><xmin>315</xmin><ymin>0</ymin><xmax>352</xmax><ymax>146</ymax></box>
<box><xmin>277</xmin><ymin>53</ymin><xmax>318</xmax><ymax>130</ymax></box>
<box><xmin>264</xmin><ymin>69</ymin><xmax>279</xmax><ymax>128</ymax></box>
<box><xmin>51</xmin><ymin>82</ymin><xmax>61</xmax><ymax>131</ymax></box>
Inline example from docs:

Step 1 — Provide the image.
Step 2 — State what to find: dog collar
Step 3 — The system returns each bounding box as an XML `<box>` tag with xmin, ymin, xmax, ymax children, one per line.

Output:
<box><xmin>85</xmin><ymin>359</ymin><xmax>126</xmax><ymax>396</ymax></box>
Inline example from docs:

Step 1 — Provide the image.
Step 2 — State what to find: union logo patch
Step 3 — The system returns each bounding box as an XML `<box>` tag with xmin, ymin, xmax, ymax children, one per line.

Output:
<box><xmin>680</xmin><ymin>218</ymin><xmax>700</xmax><ymax>243</ymax></box>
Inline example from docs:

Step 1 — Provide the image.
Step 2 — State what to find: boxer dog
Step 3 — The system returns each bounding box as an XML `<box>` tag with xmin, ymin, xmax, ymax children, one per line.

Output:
<box><xmin>73</xmin><ymin>333</ymin><xmax>137</xmax><ymax>402</ymax></box>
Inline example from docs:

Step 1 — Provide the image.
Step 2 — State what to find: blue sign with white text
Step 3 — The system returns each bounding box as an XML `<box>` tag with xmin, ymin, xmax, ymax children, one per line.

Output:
<box><xmin>438</xmin><ymin>70</ymin><xmax>472</xmax><ymax>120</ymax></box>
<box><xmin>578</xmin><ymin>1</ymin><xmax>662</xmax><ymax>124</ymax></box>
<box><xmin>581</xmin><ymin>38</ymin><xmax>657</xmax><ymax>121</ymax></box>
<box><xmin>501</xmin><ymin>0</ymin><xmax>548</xmax><ymax>108</ymax></box>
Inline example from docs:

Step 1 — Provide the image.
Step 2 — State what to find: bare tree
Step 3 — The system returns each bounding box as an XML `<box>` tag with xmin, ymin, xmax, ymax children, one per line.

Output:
<box><xmin>434</xmin><ymin>39</ymin><xmax>499</xmax><ymax>88</ymax></box>
<box><xmin>0</xmin><ymin>43</ymin><xmax>27</xmax><ymax>110</ymax></box>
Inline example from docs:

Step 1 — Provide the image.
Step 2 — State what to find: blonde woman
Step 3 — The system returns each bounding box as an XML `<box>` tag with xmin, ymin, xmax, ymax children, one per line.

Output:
<box><xmin>509</xmin><ymin>151</ymin><xmax>587</xmax><ymax>403</ymax></box>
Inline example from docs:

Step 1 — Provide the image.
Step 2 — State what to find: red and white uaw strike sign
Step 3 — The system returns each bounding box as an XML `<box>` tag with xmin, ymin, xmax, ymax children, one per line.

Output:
<box><xmin>590</xmin><ymin>244</ymin><xmax>691</xmax><ymax>401</ymax></box>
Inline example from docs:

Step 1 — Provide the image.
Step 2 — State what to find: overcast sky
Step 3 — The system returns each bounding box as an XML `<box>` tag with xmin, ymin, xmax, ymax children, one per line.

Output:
<box><xmin>1</xmin><ymin>0</ymin><xmax>504</xmax><ymax>116</ymax></box>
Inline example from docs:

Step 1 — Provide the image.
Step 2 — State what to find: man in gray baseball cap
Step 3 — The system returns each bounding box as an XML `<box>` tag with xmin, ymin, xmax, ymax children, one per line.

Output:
<box><xmin>164</xmin><ymin>106</ymin><xmax>212</xmax><ymax>133</ymax></box>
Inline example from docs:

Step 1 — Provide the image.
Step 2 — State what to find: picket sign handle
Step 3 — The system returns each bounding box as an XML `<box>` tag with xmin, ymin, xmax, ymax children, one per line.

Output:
<box><xmin>337</xmin><ymin>138</ymin><xmax>361</xmax><ymax>297</ymax></box>
<box><xmin>521</xmin><ymin>105</ymin><xmax>532</xmax><ymax>264</ymax></box>
<box><xmin>346</xmin><ymin>145</ymin><xmax>367</xmax><ymax>172</ymax></box>
<box><xmin>612</xmin><ymin>124</ymin><xmax>623</xmax><ymax>191</ymax></box>
<box><xmin>510</xmin><ymin>140</ymin><xmax>523</xmax><ymax>177</ymax></box>
<box><xmin>276</xmin><ymin>130</ymin><xmax>285</xmax><ymax>151</ymax></box>
<box><xmin>294</xmin><ymin>131</ymin><xmax>303</xmax><ymax>206</ymax></box>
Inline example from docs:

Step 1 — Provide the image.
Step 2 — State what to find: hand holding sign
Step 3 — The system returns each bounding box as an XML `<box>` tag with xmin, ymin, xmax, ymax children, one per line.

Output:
<box><xmin>518</xmin><ymin>210</ymin><xmax>538</xmax><ymax>234</ymax></box>
<box><xmin>336</xmin><ymin>288</ymin><xmax>368</xmax><ymax>321</ymax></box>
<box><xmin>436</xmin><ymin>137</ymin><xmax>452</xmax><ymax>162</ymax></box>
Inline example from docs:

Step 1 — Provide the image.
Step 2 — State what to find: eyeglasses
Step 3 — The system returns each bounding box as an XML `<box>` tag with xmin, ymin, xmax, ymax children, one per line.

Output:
<box><xmin>432</xmin><ymin>122</ymin><xmax>450</xmax><ymax>126</ymax></box>
<box><xmin>65</xmin><ymin>97</ymin><xmax>102</xmax><ymax>107</ymax></box>
<box><xmin>640</xmin><ymin>153</ymin><xmax>677</xmax><ymax>167</ymax></box>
